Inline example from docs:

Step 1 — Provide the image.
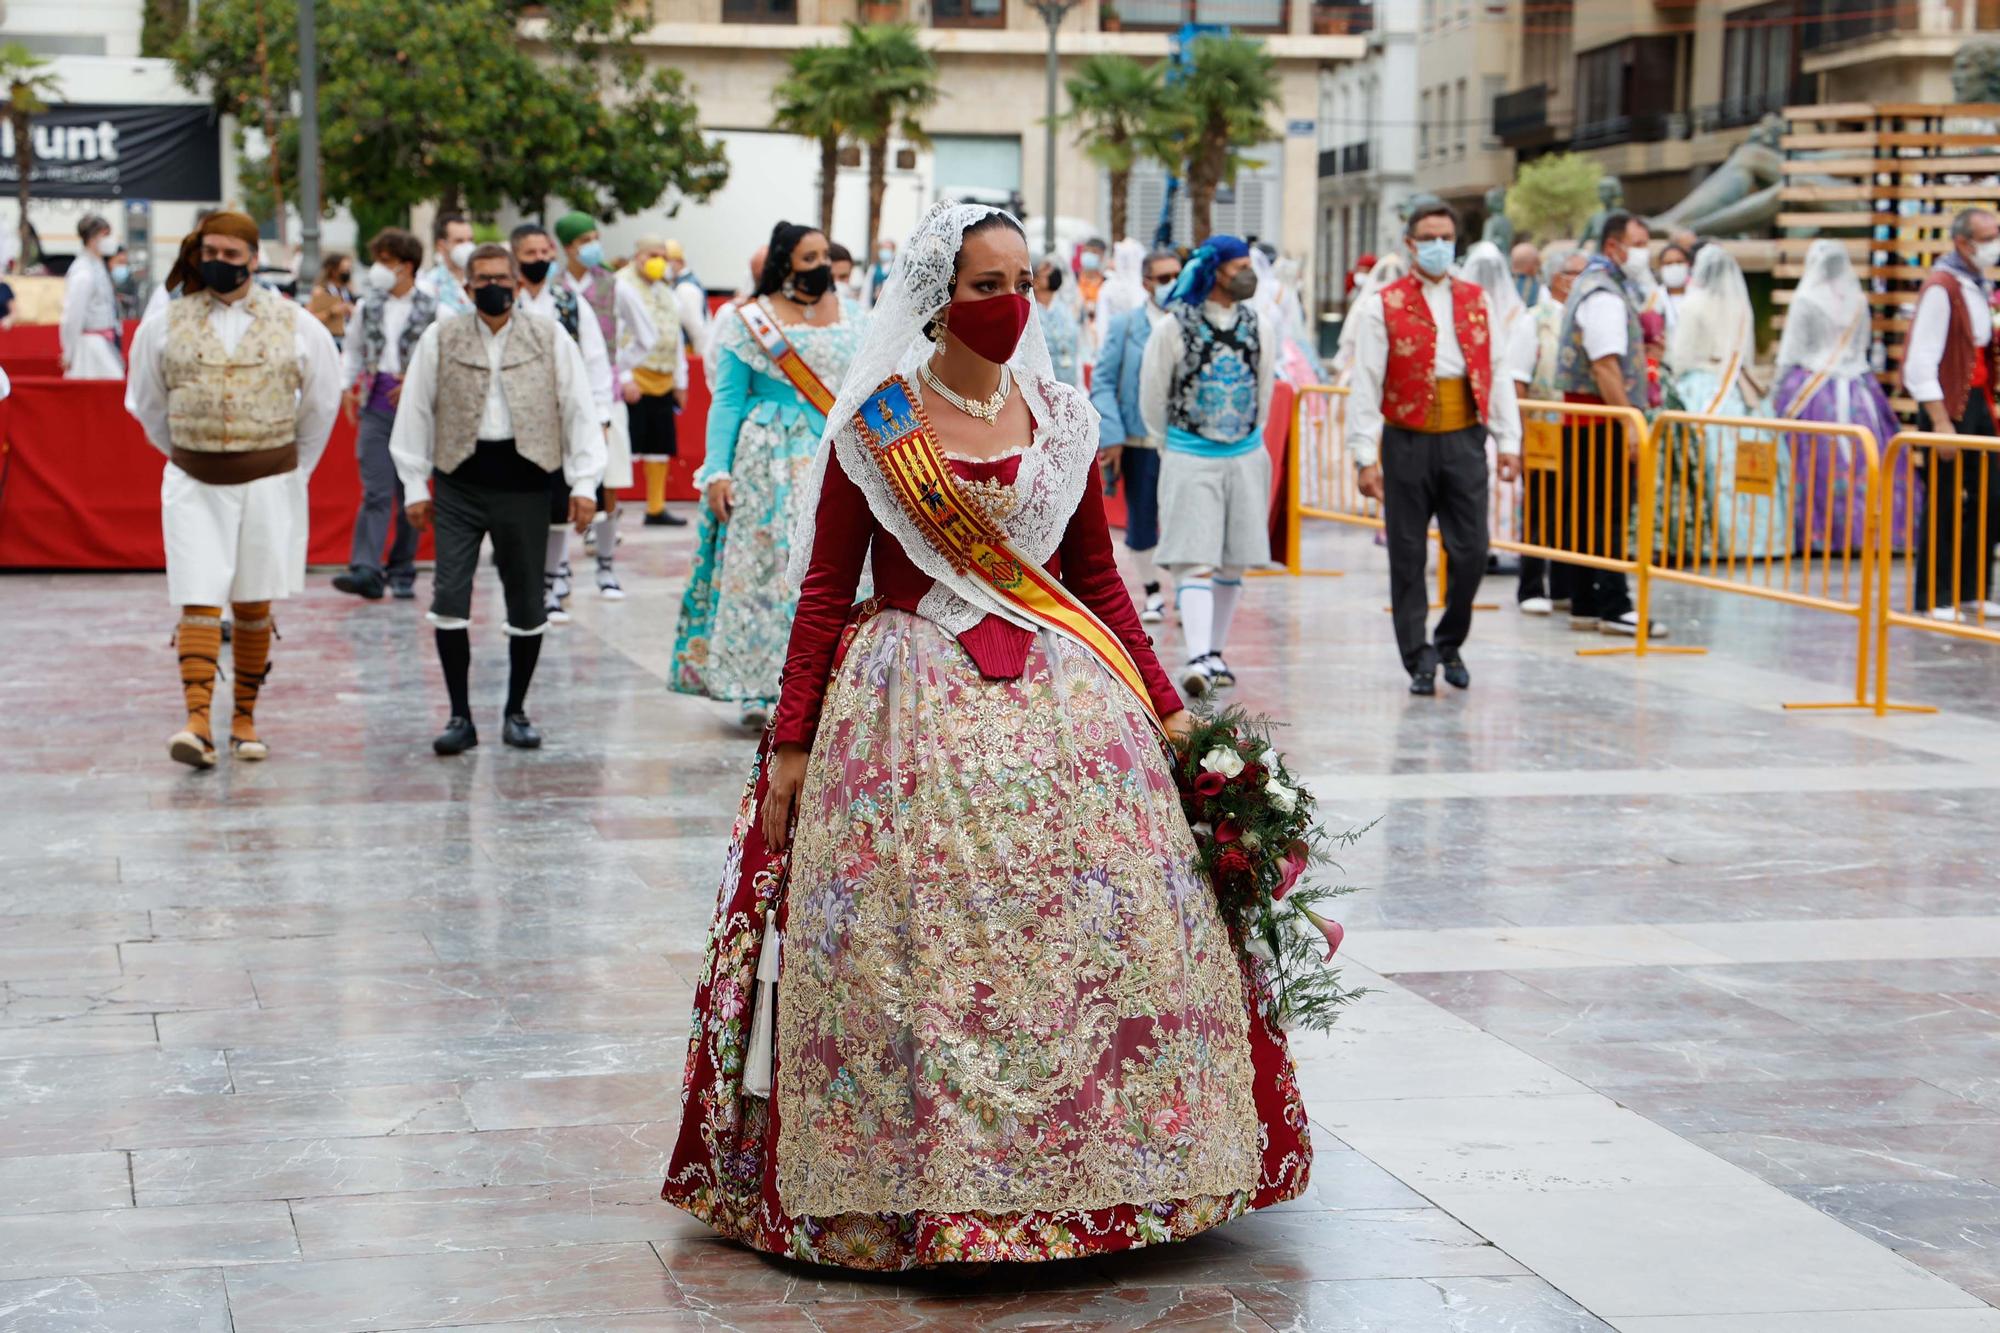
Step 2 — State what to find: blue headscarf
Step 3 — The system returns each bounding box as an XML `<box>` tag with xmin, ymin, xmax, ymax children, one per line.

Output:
<box><xmin>1166</xmin><ymin>234</ymin><xmax>1250</xmax><ymax>308</ymax></box>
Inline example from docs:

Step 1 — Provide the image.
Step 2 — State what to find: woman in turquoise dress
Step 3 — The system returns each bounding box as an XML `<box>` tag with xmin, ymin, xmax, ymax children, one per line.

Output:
<box><xmin>672</xmin><ymin>223</ymin><xmax>863</xmax><ymax>726</ymax></box>
<box><xmin>1660</xmin><ymin>246</ymin><xmax>1791</xmax><ymax>562</ymax></box>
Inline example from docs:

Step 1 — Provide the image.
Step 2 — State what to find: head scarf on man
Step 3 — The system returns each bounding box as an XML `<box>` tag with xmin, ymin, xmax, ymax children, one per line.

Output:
<box><xmin>554</xmin><ymin>212</ymin><xmax>598</xmax><ymax>251</ymax></box>
<box><xmin>165</xmin><ymin>210</ymin><xmax>262</xmax><ymax>296</ymax></box>
<box><xmin>1166</xmin><ymin>233</ymin><xmax>1250</xmax><ymax>308</ymax></box>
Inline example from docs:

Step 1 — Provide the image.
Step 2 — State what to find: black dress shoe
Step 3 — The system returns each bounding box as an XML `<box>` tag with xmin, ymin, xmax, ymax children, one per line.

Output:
<box><xmin>503</xmin><ymin>712</ymin><xmax>542</xmax><ymax>749</ymax></box>
<box><xmin>433</xmin><ymin>717</ymin><xmax>478</xmax><ymax>755</ymax></box>
<box><xmin>1441</xmin><ymin>656</ymin><xmax>1471</xmax><ymax>690</ymax></box>
<box><xmin>643</xmin><ymin>509</ymin><xmax>688</xmax><ymax>527</ymax></box>
<box><xmin>332</xmin><ymin>569</ymin><xmax>386</xmax><ymax>600</ymax></box>
<box><xmin>391</xmin><ymin>583</ymin><xmax>417</xmax><ymax>600</ymax></box>
<box><xmin>1409</xmin><ymin>668</ymin><xmax>1437</xmax><ymax>696</ymax></box>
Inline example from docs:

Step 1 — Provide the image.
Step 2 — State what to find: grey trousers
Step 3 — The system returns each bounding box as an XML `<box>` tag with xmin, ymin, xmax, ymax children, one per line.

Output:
<box><xmin>347</xmin><ymin>407</ymin><xmax>417</xmax><ymax>586</ymax></box>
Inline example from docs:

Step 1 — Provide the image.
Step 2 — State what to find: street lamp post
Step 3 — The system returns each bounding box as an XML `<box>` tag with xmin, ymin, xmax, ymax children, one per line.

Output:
<box><xmin>1029</xmin><ymin>0</ymin><xmax>1080</xmax><ymax>256</ymax></box>
<box><xmin>296</xmin><ymin>0</ymin><xmax>321</xmax><ymax>282</ymax></box>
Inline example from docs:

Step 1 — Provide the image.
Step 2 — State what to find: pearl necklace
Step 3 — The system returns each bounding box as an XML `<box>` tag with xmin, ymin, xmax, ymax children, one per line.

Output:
<box><xmin>920</xmin><ymin>361</ymin><xmax>1011</xmax><ymax>425</ymax></box>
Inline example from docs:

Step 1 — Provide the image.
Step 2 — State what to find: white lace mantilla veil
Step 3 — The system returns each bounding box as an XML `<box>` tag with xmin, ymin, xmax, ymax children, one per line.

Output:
<box><xmin>785</xmin><ymin>201</ymin><xmax>1102</xmax><ymax>639</ymax></box>
<box><xmin>1778</xmin><ymin>239</ymin><xmax>1870</xmax><ymax>379</ymax></box>
<box><xmin>1668</xmin><ymin>245</ymin><xmax>1755</xmax><ymax>376</ymax></box>
<box><xmin>1460</xmin><ymin>240</ymin><xmax>1526</xmax><ymax>335</ymax></box>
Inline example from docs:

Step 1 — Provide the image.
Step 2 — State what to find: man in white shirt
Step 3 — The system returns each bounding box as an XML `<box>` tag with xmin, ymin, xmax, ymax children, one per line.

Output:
<box><xmin>333</xmin><ymin>227</ymin><xmax>438</xmax><ymax>601</ymax></box>
<box><xmin>1349</xmin><ymin>204</ymin><xmax>1522</xmax><ymax>694</ymax></box>
<box><xmin>1139</xmin><ymin>234</ymin><xmax>1279</xmax><ymax>697</ymax></box>
<box><xmin>390</xmin><ymin>244</ymin><xmax>604</xmax><ymax>755</ymax></box>
<box><xmin>665</xmin><ymin>239</ymin><xmax>709</xmax><ymax>359</ymax></box>
<box><xmin>1090</xmin><ymin>247</ymin><xmax>1182</xmax><ymax>623</ymax></box>
<box><xmin>416</xmin><ymin>211</ymin><xmax>476</xmax><ymax>318</ymax></box>
<box><xmin>1902</xmin><ymin>207</ymin><xmax>2000</xmax><ymax>620</ymax></box>
<box><xmin>511</xmin><ymin>222</ymin><xmax>617</xmax><ymax>621</ymax></box>
<box><xmin>1549</xmin><ymin>211</ymin><xmax>1667</xmax><ymax>639</ymax></box>
<box><xmin>125</xmin><ymin>210</ymin><xmax>343</xmax><ymax>768</ymax></box>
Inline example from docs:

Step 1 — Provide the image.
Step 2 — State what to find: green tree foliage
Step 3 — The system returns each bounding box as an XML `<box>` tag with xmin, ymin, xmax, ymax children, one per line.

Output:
<box><xmin>1</xmin><ymin>42</ymin><xmax>61</xmax><ymax>269</ymax></box>
<box><xmin>1153</xmin><ymin>35</ymin><xmax>1279</xmax><ymax>245</ymax></box>
<box><xmin>1059</xmin><ymin>54</ymin><xmax>1170</xmax><ymax>245</ymax></box>
<box><xmin>1505</xmin><ymin>152</ymin><xmax>1604</xmax><ymax>243</ymax></box>
<box><xmin>827</xmin><ymin>23</ymin><xmax>937</xmax><ymax>257</ymax></box>
<box><xmin>772</xmin><ymin>46</ymin><xmax>857</xmax><ymax>235</ymax></box>
<box><xmin>173</xmin><ymin>0</ymin><xmax>727</xmax><ymax>232</ymax></box>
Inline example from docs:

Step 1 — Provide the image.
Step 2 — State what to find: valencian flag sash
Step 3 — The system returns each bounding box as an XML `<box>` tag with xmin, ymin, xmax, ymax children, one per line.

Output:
<box><xmin>738</xmin><ymin>301</ymin><xmax>838</xmax><ymax>416</ymax></box>
<box><xmin>855</xmin><ymin>375</ymin><xmax>1164</xmax><ymax>733</ymax></box>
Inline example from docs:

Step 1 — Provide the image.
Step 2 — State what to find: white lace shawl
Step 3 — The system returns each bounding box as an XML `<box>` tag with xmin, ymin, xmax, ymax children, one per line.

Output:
<box><xmin>787</xmin><ymin>201</ymin><xmax>1102</xmax><ymax>637</ymax></box>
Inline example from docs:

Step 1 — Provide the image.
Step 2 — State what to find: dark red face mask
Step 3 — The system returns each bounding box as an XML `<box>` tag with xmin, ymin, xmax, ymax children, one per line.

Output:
<box><xmin>940</xmin><ymin>292</ymin><xmax>1032</xmax><ymax>365</ymax></box>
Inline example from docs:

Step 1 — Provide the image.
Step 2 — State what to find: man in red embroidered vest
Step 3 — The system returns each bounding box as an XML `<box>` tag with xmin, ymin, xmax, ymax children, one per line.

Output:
<box><xmin>1903</xmin><ymin>207</ymin><xmax>2000</xmax><ymax>621</ymax></box>
<box><xmin>1350</xmin><ymin>202</ymin><xmax>1522</xmax><ymax>695</ymax></box>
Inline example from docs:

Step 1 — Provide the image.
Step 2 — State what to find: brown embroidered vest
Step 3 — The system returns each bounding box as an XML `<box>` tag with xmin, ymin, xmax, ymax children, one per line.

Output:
<box><xmin>162</xmin><ymin>285</ymin><xmax>301</xmax><ymax>457</ymax></box>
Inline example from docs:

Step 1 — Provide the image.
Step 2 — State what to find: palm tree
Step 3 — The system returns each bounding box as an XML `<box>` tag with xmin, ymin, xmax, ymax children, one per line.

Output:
<box><xmin>1</xmin><ymin>44</ymin><xmax>62</xmax><ymax>271</ymax></box>
<box><xmin>830</xmin><ymin>22</ymin><xmax>937</xmax><ymax>259</ymax></box>
<box><xmin>1059</xmin><ymin>54</ymin><xmax>1169</xmax><ymax>245</ymax></box>
<box><xmin>1156</xmin><ymin>35</ymin><xmax>1279</xmax><ymax>244</ymax></box>
<box><xmin>771</xmin><ymin>46</ymin><xmax>852</xmax><ymax>235</ymax></box>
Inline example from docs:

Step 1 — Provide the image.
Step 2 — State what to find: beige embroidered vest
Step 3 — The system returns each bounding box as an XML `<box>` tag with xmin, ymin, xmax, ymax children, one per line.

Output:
<box><xmin>623</xmin><ymin>272</ymin><xmax>681</xmax><ymax>395</ymax></box>
<box><xmin>432</xmin><ymin>313</ymin><xmax>564</xmax><ymax>475</ymax></box>
<box><xmin>163</xmin><ymin>285</ymin><xmax>301</xmax><ymax>454</ymax></box>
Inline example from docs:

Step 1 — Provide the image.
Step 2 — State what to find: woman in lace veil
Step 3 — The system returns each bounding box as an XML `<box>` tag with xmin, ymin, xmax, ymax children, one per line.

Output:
<box><xmin>1774</xmin><ymin>238</ymin><xmax>1913</xmax><ymax>552</ymax></box>
<box><xmin>663</xmin><ymin>201</ymin><xmax>1311</xmax><ymax>1270</ymax></box>
<box><xmin>1661</xmin><ymin>245</ymin><xmax>1791</xmax><ymax>559</ymax></box>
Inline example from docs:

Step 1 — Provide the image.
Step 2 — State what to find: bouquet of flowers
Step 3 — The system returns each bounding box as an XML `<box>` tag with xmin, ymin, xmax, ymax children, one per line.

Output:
<box><xmin>1174</xmin><ymin>707</ymin><xmax>1367</xmax><ymax>1034</ymax></box>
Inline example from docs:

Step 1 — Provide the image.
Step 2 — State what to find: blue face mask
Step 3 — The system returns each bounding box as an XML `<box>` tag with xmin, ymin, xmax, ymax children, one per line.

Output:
<box><xmin>110</xmin><ymin>264</ymin><xmax>131</xmax><ymax>285</ymax></box>
<box><xmin>1412</xmin><ymin>238</ymin><xmax>1455</xmax><ymax>277</ymax></box>
<box><xmin>577</xmin><ymin>240</ymin><xmax>604</xmax><ymax>269</ymax></box>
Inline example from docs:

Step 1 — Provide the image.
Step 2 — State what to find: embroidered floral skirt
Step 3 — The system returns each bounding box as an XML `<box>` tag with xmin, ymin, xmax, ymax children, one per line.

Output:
<box><xmin>670</xmin><ymin>411</ymin><xmax>818</xmax><ymax>706</ymax></box>
<box><xmin>662</xmin><ymin>608</ymin><xmax>1310</xmax><ymax>1269</ymax></box>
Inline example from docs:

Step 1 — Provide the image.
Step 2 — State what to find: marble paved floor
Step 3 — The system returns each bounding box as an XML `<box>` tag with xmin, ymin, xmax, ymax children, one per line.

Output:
<box><xmin>3</xmin><ymin>515</ymin><xmax>1999</xmax><ymax>1332</ymax></box>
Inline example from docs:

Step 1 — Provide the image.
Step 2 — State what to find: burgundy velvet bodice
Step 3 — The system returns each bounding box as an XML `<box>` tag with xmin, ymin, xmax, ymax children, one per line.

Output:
<box><xmin>771</xmin><ymin>448</ymin><xmax>1183</xmax><ymax>748</ymax></box>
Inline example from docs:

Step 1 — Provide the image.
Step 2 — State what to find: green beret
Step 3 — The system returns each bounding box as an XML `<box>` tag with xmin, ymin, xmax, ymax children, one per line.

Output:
<box><xmin>554</xmin><ymin>211</ymin><xmax>598</xmax><ymax>249</ymax></box>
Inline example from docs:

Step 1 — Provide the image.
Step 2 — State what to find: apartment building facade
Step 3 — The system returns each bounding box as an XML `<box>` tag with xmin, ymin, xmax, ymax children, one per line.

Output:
<box><xmin>622</xmin><ymin>0</ymin><xmax>1362</xmax><ymax>279</ymax></box>
<box><xmin>1491</xmin><ymin>0</ymin><xmax>1998</xmax><ymax>231</ymax></box>
<box><xmin>1312</xmin><ymin>3</ymin><xmax>1415</xmax><ymax>321</ymax></box>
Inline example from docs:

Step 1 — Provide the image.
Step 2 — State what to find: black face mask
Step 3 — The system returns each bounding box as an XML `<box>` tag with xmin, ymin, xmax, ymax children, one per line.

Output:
<box><xmin>473</xmin><ymin>284</ymin><xmax>514</xmax><ymax>317</ymax></box>
<box><xmin>1044</xmin><ymin>267</ymin><xmax>1064</xmax><ymax>292</ymax></box>
<box><xmin>199</xmin><ymin>259</ymin><xmax>251</xmax><ymax>294</ymax></box>
<box><xmin>789</xmin><ymin>264</ymin><xmax>834</xmax><ymax>299</ymax></box>
<box><xmin>519</xmin><ymin>259</ymin><xmax>553</xmax><ymax>285</ymax></box>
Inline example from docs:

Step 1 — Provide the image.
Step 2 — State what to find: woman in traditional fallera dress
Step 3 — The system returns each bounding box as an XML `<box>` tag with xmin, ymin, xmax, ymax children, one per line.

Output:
<box><xmin>1773</xmin><ymin>238</ymin><xmax>1917</xmax><ymax>553</ymax></box>
<box><xmin>1661</xmin><ymin>246</ymin><xmax>1792</xmax><ymax>560</ymax></box>
<box><xmin>662</xmin><ymin>203</ymin><xmax>1311</xmax><ymax>1270</ymax></box>
<box><xmin>671</xmin><ymin>222</ymin><xmax>863</xmax><ymax>727</ymax></box>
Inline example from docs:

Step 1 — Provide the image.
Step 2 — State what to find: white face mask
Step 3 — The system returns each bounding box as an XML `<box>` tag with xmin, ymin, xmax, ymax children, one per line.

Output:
<box><xmin>1622</xmin><ymin>244</ymin><xmax>1651</xmax><ymax>277</ymax></box>
<box><xmin>367</xmin><ymin>261</ymin><xmax>398</xmax><ymax>292</ymax></box>
<box><xmin>1975</xmin><ymin>238</ymin><xmax>2000</xmax><ymax>270</ymax></box>
<box><xmin>450</xmin><ymin>240</ymin><xmax>475</xmax><ymax>271</ymax></box>
<box><xmin>1659</xmin><ymin>262</ymin><xmax>1690</xmax><ymax>290</ymax></box>
<box><xmin>94</xmin><ymin>233</ymin><xmax>119</xmax><ymax>257</ymax></box>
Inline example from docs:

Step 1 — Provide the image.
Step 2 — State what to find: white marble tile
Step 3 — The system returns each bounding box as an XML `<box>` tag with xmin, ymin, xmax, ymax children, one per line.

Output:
<box><xmin>1291</xmin><ymin>1023</ymin><xmax>1589</xmax><ymax>1104</ymax></box>
<box><xmin>0</xmin><ymin>1151</ymin><xmax>133</xmax><ymax>1215</ymax></box>
<box><xmin>1663</xmin><ymin>916</ymin><xmax>2000</xmax><ymax>965</ymax></box>
<box><xmin>1610</xmin><ymin>1313</ymin><xmax>2000</xmax><ymax>1333</ymax></box>
<box><xmin>0</xmin><ymin>1267</ymin><xmax>232</xmax><ymax>1332</ymax></box>
<box><xmin>0</xmin><ymin>1201</ymin><xmax>298</xmax><ymax>1280</ymax></box>
<box><xmin>1344</xmin><ymin>925</ymin><xmax>1735</xmax><ymax>975</ymax></box>
<box><xmin>1322</xmin><ymin>1094</ymin><xmax>1757</xmax><ymax>1194</ymax></box>
<box><xmin>1441</xmin><ymin>1185</ymin><xmax>1985</xmax><ymax>1318</ymax></box>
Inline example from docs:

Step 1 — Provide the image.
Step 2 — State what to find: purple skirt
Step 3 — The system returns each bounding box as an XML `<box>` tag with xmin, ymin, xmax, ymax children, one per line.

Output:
<box><xmin>1775</xmin><ymin>364</ymin><xmax>1920</xmax><ymax>553</ymax></box>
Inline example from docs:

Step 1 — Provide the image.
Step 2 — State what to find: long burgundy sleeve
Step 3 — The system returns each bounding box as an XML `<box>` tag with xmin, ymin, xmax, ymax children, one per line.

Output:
<box><xmin>1056</xmin><ymin>479</ymin><xmax>1186</xmax><ymax>721</ymax></box>
<box><xmin>770</xmin><ymin>453</ymin><xmax>875</xmax><ymax>749</ymax></box>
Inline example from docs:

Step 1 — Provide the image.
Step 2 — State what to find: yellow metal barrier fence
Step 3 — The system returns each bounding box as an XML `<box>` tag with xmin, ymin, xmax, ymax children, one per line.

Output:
<box><xmin>1881</xmin><ymin>430</ymin><xmax>2000</xmax><ymax>658</ymax></box>
<box><xmin>1648</xmin><ymin>411</ymin><xmax>1904</xmax><ymax>711</ymax></box>
<box><xmin>1499</xmin><ymin>399</ymin><xmax>1695</xmax><ymax>658</ymax></box>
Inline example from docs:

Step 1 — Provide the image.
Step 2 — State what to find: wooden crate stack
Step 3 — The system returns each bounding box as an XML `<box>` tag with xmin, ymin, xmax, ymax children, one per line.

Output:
<box><xmin>1777</xmin><ymin>103</ymin><xmax>2000</xmax><ymax>416</ymax></box>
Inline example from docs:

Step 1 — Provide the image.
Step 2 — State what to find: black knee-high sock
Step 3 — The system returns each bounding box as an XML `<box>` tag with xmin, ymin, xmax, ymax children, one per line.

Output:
<box><xmin>435</xmin><ymin>628</ymin><xmax>471</xmax><ymax>718</ymax></box>
<box><xmin>506</xmin><ymin>634</ymin><xmax>542</xmax><ymax>716</ymax></box>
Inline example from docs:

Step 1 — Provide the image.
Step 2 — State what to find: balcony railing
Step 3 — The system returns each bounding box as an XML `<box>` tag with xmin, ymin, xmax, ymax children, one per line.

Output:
<box><xmin>1797</xmin><ymin>0</ymin><xmax>1912</xmax><ymax>54</ymax></box>
<box><xmin>1571</xmin><ymin>112</ymin><xmax>1676</xmax><ymax>150</ymax></box>
<box><xmin>1493</xmin><ymin>84</ymin><xmax>1551</xmax><ymax>145</ymax></box>
<box><xmin>1310</xmin><ymin>2</ymin><xmax>1373</xmax><ymax>33</ymax></box>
